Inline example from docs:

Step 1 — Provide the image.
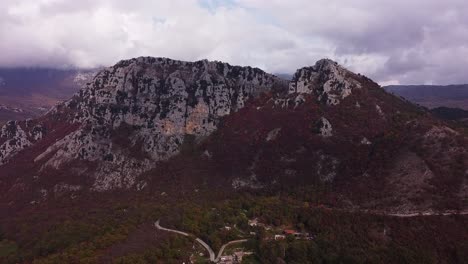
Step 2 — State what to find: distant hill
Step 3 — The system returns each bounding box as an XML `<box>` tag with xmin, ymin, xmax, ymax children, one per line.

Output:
<box><xmin>430</xmin><ymin>106</ymin><xmax>468</xmax><ymax>127</ymax></box>
<box><xmin>0</xmin><ymin>68</ymin><xmax>98</xmax><ymax>124</ymax></box>
<box><xmin>384</xmin><ymin>84</ymin><xmax>468</xmax><ymax>110</ymax></box>
<box><xmin>431</xmin><ymin>107</ymin><xmax>468</xmax><ymax>120</ymax></box>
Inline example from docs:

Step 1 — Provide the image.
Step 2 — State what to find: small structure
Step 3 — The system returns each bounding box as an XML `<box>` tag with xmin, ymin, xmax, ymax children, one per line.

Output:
<box><xmin>233</xmin><ymin>251</ymin><xmax>253</xmax><ymax>262</ymax></box>
<box><xmin>274</xmin><ymin>234</ymin><xmax>286</xmax><ymax>240</ymax></box>
<box><xmin>219</xmin><ymin>255</ymin><xmax>234</xmax><ymax>264</ymax></box>
<box><xmin>248</xmin><ymin>218</ymin><xmax>259</xmax><ymax>227</ymax></box>
<box><xmin>283</xmin><ymin>229</ymin><xmax>297</xmax><ymax>236</ymax></box>
<box><xmin>283</xmin><ymin>229</ymin><xmax>313</xmax><ymax>239</ymax></box>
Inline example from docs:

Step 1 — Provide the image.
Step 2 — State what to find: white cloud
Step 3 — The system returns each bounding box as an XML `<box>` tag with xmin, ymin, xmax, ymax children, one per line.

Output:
<box><xmin>1</xmin><ymin>0</ymin><xmax>468</xmax><ymax>85</ymax></box>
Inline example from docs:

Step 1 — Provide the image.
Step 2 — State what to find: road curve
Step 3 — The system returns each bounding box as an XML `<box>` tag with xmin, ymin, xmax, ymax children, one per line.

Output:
<box><xmin>215</xmin><ymin>239</ymin><xmax>248</xmax><ymax>262</ymax></box>
<box><xmin>155</xmin><ymin>219</ymin><xmax>190</xmax><ymax>236</ymax></box>
<box><xmin>155</xmin><ymin>219</ymin><xmax>215</xmax><ymax>262</ymax></box>
<box><xmin>196</xmin><ymin>238</ymin><xmax>216</xmax><ymax>261</ymax></box>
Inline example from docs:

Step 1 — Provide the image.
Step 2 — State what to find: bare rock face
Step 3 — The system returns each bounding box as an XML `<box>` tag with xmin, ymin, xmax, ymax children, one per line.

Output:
<box><xmin>0</xmin><ymin>57</ymin><xmax>285</xmax><ymax>191</ymax></box>
<box><xmin>0</xmin><ymin>57</ymin><xmax>466</xmax><ymax>214</ymax></box>
<box><xmin>288</xmin><ymin>59</ymin><xmax>362</xmax><ymax>105</ymax></box>
<box><xmin>0</xmin><ymin>120</ymin><xmax>45</xmax><ymax>165</ymax></box>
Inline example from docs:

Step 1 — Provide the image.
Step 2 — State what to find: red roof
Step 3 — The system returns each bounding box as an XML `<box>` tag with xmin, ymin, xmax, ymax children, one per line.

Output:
<box><xmin>284</xmin><ymin>229</ymin><xmax>297</xmax><ymax>234</ymax></box>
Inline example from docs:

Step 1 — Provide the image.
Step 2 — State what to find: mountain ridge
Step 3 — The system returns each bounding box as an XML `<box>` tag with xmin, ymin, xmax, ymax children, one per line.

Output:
<box><xmin>0</xmin><ymin>57</ymin><xmax>466</xmax><ymax>214</ymax></box>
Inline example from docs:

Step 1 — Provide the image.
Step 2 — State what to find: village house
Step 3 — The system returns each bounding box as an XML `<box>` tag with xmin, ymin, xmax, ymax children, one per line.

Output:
<box><xmin>283</xmin><ymin>229</ymin><xmax>313</xmax><ymax>240</ymax></box>
<box><xmin>219</xmin><ymin>255</ymin><xmax>234</xmax><ymax>264</ymax></box>
<box><xmin>248</xmin><ymin>218</ymin><xmax>272</xmax><ymax>230</ymax></box>
<box><xmin>248</xmin><ymin>218</ymin><xmax>259</xmax><ymax>227</ymax></box>
<box><xmin>274</xmin><ymin>234</ymin><xmax>286</xmax><ymax>240</ymax></box>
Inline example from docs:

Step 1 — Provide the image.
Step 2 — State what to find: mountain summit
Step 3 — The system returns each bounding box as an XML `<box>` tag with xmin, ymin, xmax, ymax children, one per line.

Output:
<box><xmin>0</xmin><ymin>57</ymin><xmax>466</xmax><ymax>214</ymax></box>
<box><xmin>0</xmin><ymin>57</ymin><xmax>285</xmax><ymax>191</ymax></box>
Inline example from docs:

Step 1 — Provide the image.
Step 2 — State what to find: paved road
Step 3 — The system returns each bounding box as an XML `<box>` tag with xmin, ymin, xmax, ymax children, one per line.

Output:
<box><xmin>155</xmin><ymin>219</ymin><xmax>190</xmax><ymax>236</ymax></box>
<box><xmin>155</xmin><ymin>219</ymin><xmax>216</xmax><ymax>262</ymax></box>
<box><xmin>215</xmin><ymin>239</ymin><xmax>248</xmax><ymax>262</ymax></box>
<box><xmin>195</xmin><ymin>238</ymin><xmax>216</xmax><ymax>261</ymax></box>
<box><xmin>385</xmin><ymin>210</ymin><xmax>468</xmax><ymax>218</ymax></box>
<box><xmin>331</xmin><ymin>208</ymin><xmax>468</xmax><ymax>218</ymax></box>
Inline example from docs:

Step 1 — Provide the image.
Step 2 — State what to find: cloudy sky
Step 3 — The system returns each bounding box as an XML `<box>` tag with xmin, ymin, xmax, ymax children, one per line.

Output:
<box><xmin>1</xmin><ymin>0</ymin><xmax>468</xmax><ymax>85</ymax></box>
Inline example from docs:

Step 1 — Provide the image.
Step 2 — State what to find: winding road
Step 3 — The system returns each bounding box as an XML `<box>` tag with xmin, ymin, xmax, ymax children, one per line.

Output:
<box><xmin>155</xmin><ymin>219</ymin><xmax>250</xmax><ymax>263</ymax></box>
<box><xmin>215</xmin><ymin>239</ymin><xmax>248</xmax><ymax>262</ymax></box>
<box><xmin>155</xmin><ymin>210</ymin><xmax>468</xmax><ymax>262</ymax></box>
<box><xmin>155</xmin><ymin>219</ymin><xmax>215</xmax><ymax>262</ymax></box>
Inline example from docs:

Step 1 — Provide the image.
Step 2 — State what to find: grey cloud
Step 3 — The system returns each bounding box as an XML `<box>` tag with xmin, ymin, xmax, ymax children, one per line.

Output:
<box><xmin>0</xmin><ymin>0</ymin><xmax>468</xmax><ymax>85</ymax></box>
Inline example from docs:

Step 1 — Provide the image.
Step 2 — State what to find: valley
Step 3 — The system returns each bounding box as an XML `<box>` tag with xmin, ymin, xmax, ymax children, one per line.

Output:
<box><xmin>0</xmin><ymin>68</ymin><xmax>97</xmax><ymax>125</ymax></box>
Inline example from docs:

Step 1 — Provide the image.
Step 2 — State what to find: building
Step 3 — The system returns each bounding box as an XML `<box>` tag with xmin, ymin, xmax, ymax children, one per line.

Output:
<box><xmin>219</xmin><ymin>255</ymin><xmax>234</xmax><ymax>264</ymax></box>
<box><xmin>283</xmin><ymin>229</ymin><xmax>298</xmax><ymax>236</ymax></box>
<box><xmin>283</xmin><ymin>229</ymin><xmax>313</xmax><ymax>239</ymax></box>
<box><xmin>275</xmin><ymin>234</ymin><xmax>286</xmax><ymax>240</ymax></box>
<box><xmin>248</xmin><ymin>218</ymin><xmax>259</xmax><ymax>227</ymax></box>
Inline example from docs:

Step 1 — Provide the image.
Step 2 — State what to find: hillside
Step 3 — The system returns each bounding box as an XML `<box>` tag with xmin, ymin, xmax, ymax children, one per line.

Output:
<box><xmin>0</xmin><ymin>57</ymin><xmax>466</xmax><ymax>212</ymax></box>
<box><xmin>431</xmin><ymin>106</ymin><xmax>468</xmax><ymax>121</ymax></box>
<box><xmin>0</xmin><ymin>57</ymin><xmax>466</xmax><ymax>263</ymax></box>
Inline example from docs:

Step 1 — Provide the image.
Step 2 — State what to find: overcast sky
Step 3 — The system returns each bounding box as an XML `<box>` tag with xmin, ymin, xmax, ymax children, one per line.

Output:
<box><xmin>1</xmin><ymin>0</ymin><xmax>468</xmax><ymax>85</ymax></box>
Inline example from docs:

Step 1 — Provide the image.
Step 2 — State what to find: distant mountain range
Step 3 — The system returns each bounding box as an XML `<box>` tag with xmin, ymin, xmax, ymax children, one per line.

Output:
<box><xmin>0</xmin><ymin>68</ymin><xmax>98</xmax><ymax>125</ymax></box>
<box><xmin>384</xmin><ymin>84</ymin><xmax>468</xmax><ymax>110</ymax></box>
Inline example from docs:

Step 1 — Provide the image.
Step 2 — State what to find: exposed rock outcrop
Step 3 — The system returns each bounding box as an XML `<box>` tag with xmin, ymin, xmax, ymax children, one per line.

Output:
<box><xmin>1</xmin><ymin>57</ymin><xmax>286</xmax><ymax>190</ymax></box>
<box><xmin>288</xmin><ymin>59</ymin><xmax>362</xmax><ymax>105</ymax></box>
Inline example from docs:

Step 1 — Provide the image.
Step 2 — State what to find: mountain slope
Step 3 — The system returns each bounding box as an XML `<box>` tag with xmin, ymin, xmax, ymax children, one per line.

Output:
<box><xmin>0</xmin><ymin>58</ymin><xmax>466</xmax><ymax>215</ymax></box>
<box><xmin>431</xmin><ymin>106</ymin><xmax>468</xmax><ymax>126</ymax></box>
<box><xmin>142</xmin><ymin>60</ymin><xmax>468</xmax><ymax>213</ymax></box>
<box><xmin>0</xmin><ymin>57</ymin><xmax>286</xmax><ymax>202</ymax></box>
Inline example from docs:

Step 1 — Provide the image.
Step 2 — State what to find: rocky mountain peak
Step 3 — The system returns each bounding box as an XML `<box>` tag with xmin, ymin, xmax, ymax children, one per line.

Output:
<box><xmin>0</xmin><ymin>57</ymin><xmax>286</xmax><ymax>191</ymax></box>
<box><xmin>0</xmin><ymin>57</ymin><xmax>466</xmax><ymax>217</ymax></box>
<box><xmin>288</xmin><ymin>59</ymin><xmax>362</xmax><ymax>105</ymax></box>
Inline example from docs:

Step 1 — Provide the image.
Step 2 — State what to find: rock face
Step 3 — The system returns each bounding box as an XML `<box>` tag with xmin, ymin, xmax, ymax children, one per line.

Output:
<box><xmin>0</xmin><ymin>120</ymin><xmax>45</xmax><ymax>165</ymax></box>
<box><xmin>0</xmin><ymin>57</ymin><xmax>466</xmax><ymax>214</ymax></box>
<box><xmin>288</xmin><ymin>59</ymin><xmax>362</xmax><ymax>105</ymax></box>
<box><xmin>0</xmin><ymin>57</ymin><xmax>285</xmax><ymax>191</ymax></box>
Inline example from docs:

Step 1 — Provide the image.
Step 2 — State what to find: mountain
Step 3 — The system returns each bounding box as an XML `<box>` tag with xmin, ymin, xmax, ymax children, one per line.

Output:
<box><xmin>0</xmin><ymin>68</ymin><xmax>98</xmax><ymax>125</ymax></box>
<box><xmin>0</xmin><ymin>57</ymin><xmax>466</xmax><ymax>263</ymax></box>
<box><xmin>384</xmin><ymin>84</ymin><xmax>468</xmax><ymax>110</ymax></box>
<box><xmin>0</xmin><ymin>57</ymin><xmax>465</xmax><ymax>213</ymax></box>
<box><xmin>0</xmin><ymin>57</ymin><xmax>285</xmax><ymax>197</ymax></box>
